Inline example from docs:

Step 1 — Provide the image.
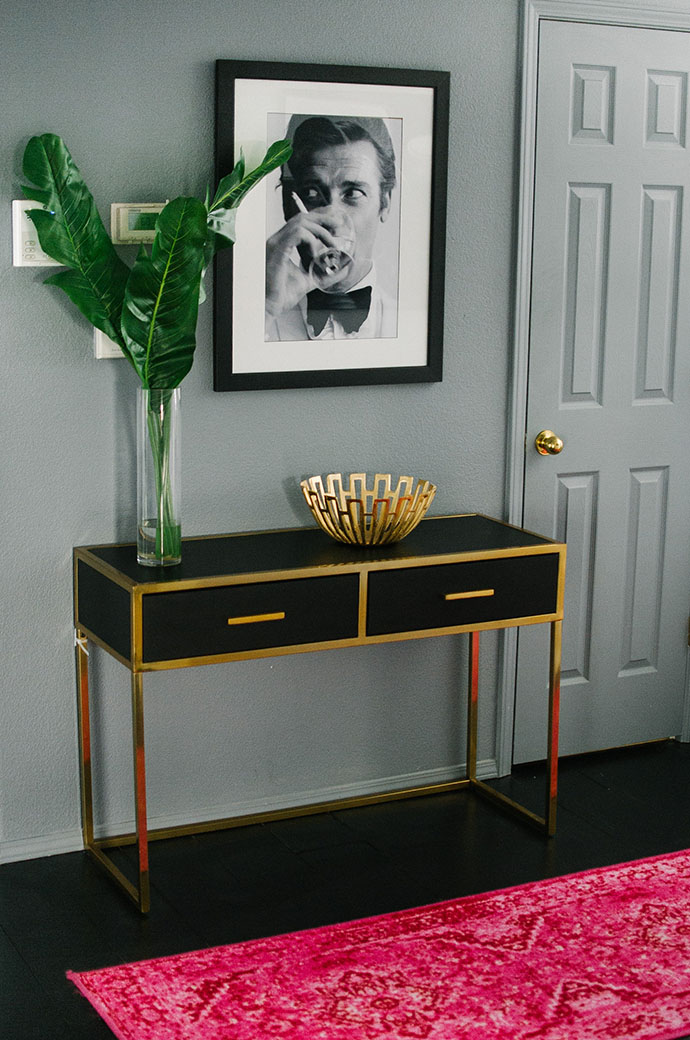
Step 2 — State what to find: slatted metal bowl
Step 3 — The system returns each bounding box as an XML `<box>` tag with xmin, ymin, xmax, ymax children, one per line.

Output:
<box><xmin>300</xmin><ymin>472</ymin><xmax>437</xmax><ymax>547</ymax></box>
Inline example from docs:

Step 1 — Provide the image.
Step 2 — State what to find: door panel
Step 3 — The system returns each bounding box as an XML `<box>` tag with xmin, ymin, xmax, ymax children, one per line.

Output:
<box><xmin>514</xmin><ymin>18</ymin><xmax>690</xmax><ymax>762</ymax></box>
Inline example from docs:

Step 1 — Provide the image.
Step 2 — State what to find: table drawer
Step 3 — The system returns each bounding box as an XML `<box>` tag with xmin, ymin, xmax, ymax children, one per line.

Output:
<box><xmin>141</xmin><ymin>573</ymin><xmax>360</xmax><ymax>662</ymax></box>
<box><xmin>366</xmin><ymin>553</ymin><xmax>560</xmax><ymax>636</ymax></box>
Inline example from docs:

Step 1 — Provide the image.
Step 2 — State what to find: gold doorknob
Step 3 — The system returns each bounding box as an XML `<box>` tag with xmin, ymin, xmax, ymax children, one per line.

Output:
<box><xmin>535</xmin><ymin>430</ymin><xmax>564</xmax><ymax>455</ymax></box>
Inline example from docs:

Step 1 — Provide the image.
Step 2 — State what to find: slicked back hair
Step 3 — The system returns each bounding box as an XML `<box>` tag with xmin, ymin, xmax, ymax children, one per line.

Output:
<box><xmin>281</xmin><ymin>115</ymin><xmax>397</xmax><ymax>217</ymax></box>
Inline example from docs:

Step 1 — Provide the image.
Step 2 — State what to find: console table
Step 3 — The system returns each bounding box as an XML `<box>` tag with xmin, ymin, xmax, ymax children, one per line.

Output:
<box><xmin>73</xmin><ymin>513</ymin><xmax>566</xmax><ymax>912</ymax></box>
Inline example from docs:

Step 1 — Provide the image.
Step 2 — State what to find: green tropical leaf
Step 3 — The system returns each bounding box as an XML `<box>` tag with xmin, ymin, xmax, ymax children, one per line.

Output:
<box><xmin>200</xmin><ymin>140</ymin><xmax>292</xmax><ymax>298</ymax></box>
<box><xmin>209</xmin><ymin>151</ymin><xmax>245</xmax><ymax>212</ymax></box>
<box><xmin>210</xmin><ymin>139</ymin><xmax>291</xmax><ymax>215</ymax></box>
<box><xmin>121</xmin><ymin>196</ymin><xmax>208</xmax><ymax>389</ymax></box>
<box><xmin>205</xmin><ymin>206</ymin><xmax>237</xmax><ymax>253</ymax></box>
<box><xmin>198</xmin><ymin>205</ymin><xmax>237</xmax><ymax>306</ymax></box>
<box><xmin>19</xmin><ymin>132</ymin><xmax>291</xmax><ymax>391</ymax></box>
<box><xmin>21</xmin><ymin>134</ymin><xmax>130</xmax><ymax>353</ymax></box>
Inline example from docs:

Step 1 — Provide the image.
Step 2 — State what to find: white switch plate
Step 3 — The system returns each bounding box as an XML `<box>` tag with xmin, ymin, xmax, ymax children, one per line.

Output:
<box><xmin>12</xmin><ymin>200</ymin><xmax>62</xmax><ymax>267</ymax></box>
<box><xmin>94</xmin><ymin>329</ymin><xmax>124</xmax><ymax>359</ymax></box>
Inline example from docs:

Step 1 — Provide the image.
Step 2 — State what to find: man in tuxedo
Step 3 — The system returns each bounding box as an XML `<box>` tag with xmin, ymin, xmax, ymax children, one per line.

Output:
<box><xmin>265</xmin><ymin>115</ymin><xmax>398</xmax><ymax>342</ymax></box>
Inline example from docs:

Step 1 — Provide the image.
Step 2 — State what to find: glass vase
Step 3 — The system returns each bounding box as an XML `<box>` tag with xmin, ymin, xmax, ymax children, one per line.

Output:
<box><xmin>137</xmin><ymin>386</ymin><xmax>181</xmax><ymax>566</ymax></box>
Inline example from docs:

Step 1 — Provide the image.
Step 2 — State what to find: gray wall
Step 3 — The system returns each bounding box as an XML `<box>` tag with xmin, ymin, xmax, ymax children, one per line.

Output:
<box><xmin>0</xmin><ymin>0</ymin><xmax>520</xmax><ymax>860</ymax></box>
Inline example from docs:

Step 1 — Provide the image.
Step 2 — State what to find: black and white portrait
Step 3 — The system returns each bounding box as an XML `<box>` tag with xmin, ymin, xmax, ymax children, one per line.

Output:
<box><xmin>214</xmin><ymin>62</ymin><xmax>448</xmax><ymax>390</ymax></box>
<box><xmin>264</xmin><ymin>114</ymin><xmax>402</xmax><ymax>343</ymax></box>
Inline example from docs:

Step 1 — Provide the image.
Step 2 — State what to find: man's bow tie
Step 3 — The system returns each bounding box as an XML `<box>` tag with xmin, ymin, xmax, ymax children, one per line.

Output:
<box><xmin>306</xmin><ymin>286</ymin><xmax>372</xmax><ymax>336</ymax></box>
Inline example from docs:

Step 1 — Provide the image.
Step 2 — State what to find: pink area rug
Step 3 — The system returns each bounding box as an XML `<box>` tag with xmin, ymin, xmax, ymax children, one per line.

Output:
<box><xmin>68</xmin><ymin>849</ymin><xmax>690</xmax><ymax>1040</ymax></box>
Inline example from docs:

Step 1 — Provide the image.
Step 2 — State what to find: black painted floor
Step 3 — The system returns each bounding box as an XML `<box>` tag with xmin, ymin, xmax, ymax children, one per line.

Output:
<box><xmin>2</xmin><ymin>739</ymin><xmax>689</xmax><ymax>1039</ymax></box>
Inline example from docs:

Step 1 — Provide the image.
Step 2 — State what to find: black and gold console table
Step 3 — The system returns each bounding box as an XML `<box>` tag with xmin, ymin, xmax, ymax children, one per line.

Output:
<box><xmin>73</xmin><ymin>513</ymin><xmax>566</xmax><ymax>912</ymax></box>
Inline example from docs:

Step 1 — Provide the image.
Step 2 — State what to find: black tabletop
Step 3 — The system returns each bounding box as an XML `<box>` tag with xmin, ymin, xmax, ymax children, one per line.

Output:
<box><xmin>80</xmin><ymin>514</ymin><xmax>558</xmax><ymax>586</ymax></box>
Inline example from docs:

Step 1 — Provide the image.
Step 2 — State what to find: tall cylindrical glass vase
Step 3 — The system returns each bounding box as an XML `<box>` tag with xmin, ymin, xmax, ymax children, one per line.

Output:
<box><xmin>137</xmin><ymin>386</ymin><xmax>181</xmax><ymax>566</ymax></box>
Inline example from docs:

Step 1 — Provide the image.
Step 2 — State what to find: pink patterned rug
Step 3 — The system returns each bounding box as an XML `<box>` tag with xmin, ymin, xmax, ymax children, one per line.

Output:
<box><xmin>68</xmin><ymin>849</ymin><xmax>690</xmax><ymax>1040</ymax></box>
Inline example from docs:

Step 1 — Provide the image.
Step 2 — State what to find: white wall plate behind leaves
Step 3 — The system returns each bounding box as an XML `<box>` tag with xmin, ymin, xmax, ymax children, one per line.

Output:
<box><xmin>12</xmin><ymin>200</ymin><xmax>62</xmax><ymax>266</ymax></box>
<box><xmin>93</xmin><ymin>329</ymin><xmax>125</xmax><ymax>359</ymax></box>
<box><xmin>110</xmin><ymin>202</ymin><xmax>167</xmax><ymax>244</ymax></box>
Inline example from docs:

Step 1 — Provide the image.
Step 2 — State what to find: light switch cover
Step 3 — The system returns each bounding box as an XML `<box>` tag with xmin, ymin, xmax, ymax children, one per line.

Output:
<box><xmin>12</xmin><ymin>200</ymin><xmax>62</xmax><ymax>267</ymax></box>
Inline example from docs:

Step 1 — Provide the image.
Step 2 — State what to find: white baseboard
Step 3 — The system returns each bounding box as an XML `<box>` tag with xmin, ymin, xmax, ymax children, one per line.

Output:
<box><xmin>1</xmin><ymin>759</ymin><xmax>497</xmax><ymax>864</ymax></box>
<box><xmin>1</xmin><ymin>827</ymin><xmax>84</xmax><ymax>865</ymax></box>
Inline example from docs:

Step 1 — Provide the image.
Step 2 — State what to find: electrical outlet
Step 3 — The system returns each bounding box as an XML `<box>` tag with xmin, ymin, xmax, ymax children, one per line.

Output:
<box><xmin>12</xmin><ymin>200</ymin><xmax>62</xmax><ymax>267</ymax></box>
<box><xmin>94</xmin><ymin>329</ymin><xmax>124</xmax><ymax>359</ymax></box>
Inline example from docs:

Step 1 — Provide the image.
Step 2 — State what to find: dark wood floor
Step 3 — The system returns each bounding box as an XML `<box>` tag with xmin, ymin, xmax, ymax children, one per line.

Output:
<box><xmin>2</xmin><ymin>739</ymin><xmax>690</xmax><ymax>1039</ymax></box>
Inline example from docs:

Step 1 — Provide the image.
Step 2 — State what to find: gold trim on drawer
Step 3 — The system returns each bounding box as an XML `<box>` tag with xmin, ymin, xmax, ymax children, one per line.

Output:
<box><xmin>227</xmin><ymin>611</ymin><xmax>286</xmax><ymax>626</ymax></box>
<box><xmin>444</xmin><ymin>589</ymin><xmax>495</xmax><ymax>601</ymax></box>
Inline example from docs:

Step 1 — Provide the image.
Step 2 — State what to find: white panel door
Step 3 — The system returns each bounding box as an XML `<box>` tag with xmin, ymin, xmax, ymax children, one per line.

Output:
<box><xmin>514</xmin><ymin>18</ymin><xmax>690</xmax><ymax>762</ymax></box>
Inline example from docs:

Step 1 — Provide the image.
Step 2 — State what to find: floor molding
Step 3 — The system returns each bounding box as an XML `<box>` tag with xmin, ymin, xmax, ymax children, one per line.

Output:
<box><xmin>1</xmin><ymin>828</ymin><xmax>84</xmax><ymax>866</ymax></box>
<box><xmin>1</xmin><ymin>760</ymin><xmax>498</xmax><ymax>864</ymax></box>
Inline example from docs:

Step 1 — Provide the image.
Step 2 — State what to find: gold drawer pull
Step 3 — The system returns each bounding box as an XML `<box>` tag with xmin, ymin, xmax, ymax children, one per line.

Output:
<box><xmin>445</xmin><ymin>589</ymin><xmax>495</xmax><ymax>601</ymax></box>
<box><xmin>227</xmin><ymin>611</ymin><xmax>286</xmax><ymax>626</ymax></box>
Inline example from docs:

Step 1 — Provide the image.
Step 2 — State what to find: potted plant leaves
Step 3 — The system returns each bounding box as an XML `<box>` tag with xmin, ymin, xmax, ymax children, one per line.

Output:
<box><xmin>21</xmin><ymin>132</ymin><xmax>290</xmax><ymax>564</ymax></box>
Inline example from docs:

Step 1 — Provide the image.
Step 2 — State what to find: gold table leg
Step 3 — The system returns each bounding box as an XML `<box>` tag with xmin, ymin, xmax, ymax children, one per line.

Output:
<box><xmin>74</xmin><ymin>632</ymin><xmax>150</xmax><ymax>912</ymax></box>
<box><xmin>545</xmin><ymin>619</ymin><xmax>562</xmax><ymax>836</ymax></box>
<box><xmin>467</xmin><ymin>631</ymin><xmax>480</xmax><ymax>781</ymax></box>
<box><xmin>469</xmin><ymin>626</ymin><xmax>560</xmax><ymax>835</ymax></box>
<box><xmin>130</xmin><ymin>672</ymin><xmax>150</xmax><ymax>912</ymax></box>
<box><xmin>75</xmin><ymin>630</ymin><xmax>94</xmax><ymax>849</ymax></box>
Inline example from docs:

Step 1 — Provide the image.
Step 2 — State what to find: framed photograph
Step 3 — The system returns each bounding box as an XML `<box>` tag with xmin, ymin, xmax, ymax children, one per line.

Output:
<box><xmin>214</xmin><ymin>60</ymin><xmax>449</xmax><ymax>391</ymax></box>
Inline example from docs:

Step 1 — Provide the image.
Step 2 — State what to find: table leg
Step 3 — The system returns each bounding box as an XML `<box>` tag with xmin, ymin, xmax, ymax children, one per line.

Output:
<box><xmin>546</xmin><ymin>620</ymin><xmax>562</xmax><ymax>836</ymax></box>
<box><xmin>75</xmin><ymin>629</ymin><xmax>94</xmax><ymax>849</ymax></box>
<box><xmin>74</xmin><ymin>634</ymin><xmax>151</xmax><ymax>912</ymax></box>
<box><xmin>131</xmin><ymin>672</ymin><xmax>150</xmax><ymax>913</ymax></box>
<box><xmin>467</xmin><ymin>631</ymin><xmax>480</xmax><ymax>781</ymax></box>
<box><xmin>468</xmin><ymin>622</ymin><xmax>560</xmax><ymax>836</ymax></box>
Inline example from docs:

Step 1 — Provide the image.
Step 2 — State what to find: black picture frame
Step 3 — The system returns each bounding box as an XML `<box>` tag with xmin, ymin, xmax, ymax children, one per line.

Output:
<box><xmin>214</xmin><ymin>60</ymin><xmax>449</xmax><ymax>392</ymax></box>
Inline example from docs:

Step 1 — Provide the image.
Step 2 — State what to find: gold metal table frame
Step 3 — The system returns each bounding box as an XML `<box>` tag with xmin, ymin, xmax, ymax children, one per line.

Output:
<box><xmin>73</xmin><ymin>514</ymin><xmax>565</xmax><ymax>913</ymax></box>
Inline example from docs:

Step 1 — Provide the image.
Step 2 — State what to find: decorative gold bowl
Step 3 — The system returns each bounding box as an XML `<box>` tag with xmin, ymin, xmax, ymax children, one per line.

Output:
<box><xmin>300</xmin><ymin>472</ymin><xmax>437</xmax><ymax>547</ymax></box>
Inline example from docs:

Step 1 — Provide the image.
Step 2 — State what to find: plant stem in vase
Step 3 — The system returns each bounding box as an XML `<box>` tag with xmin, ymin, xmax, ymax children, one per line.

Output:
<box><xmin>137</xmin><ymin>387</ymin><xmax>181</xmax><ymax>566</ymax></box>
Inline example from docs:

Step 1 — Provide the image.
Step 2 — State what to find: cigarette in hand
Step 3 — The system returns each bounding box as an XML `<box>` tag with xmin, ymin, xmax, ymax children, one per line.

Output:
<box><xmin>291</xmin><ymin>191</ymin><xmax>308</xmax><ymax>214</ymax></box>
